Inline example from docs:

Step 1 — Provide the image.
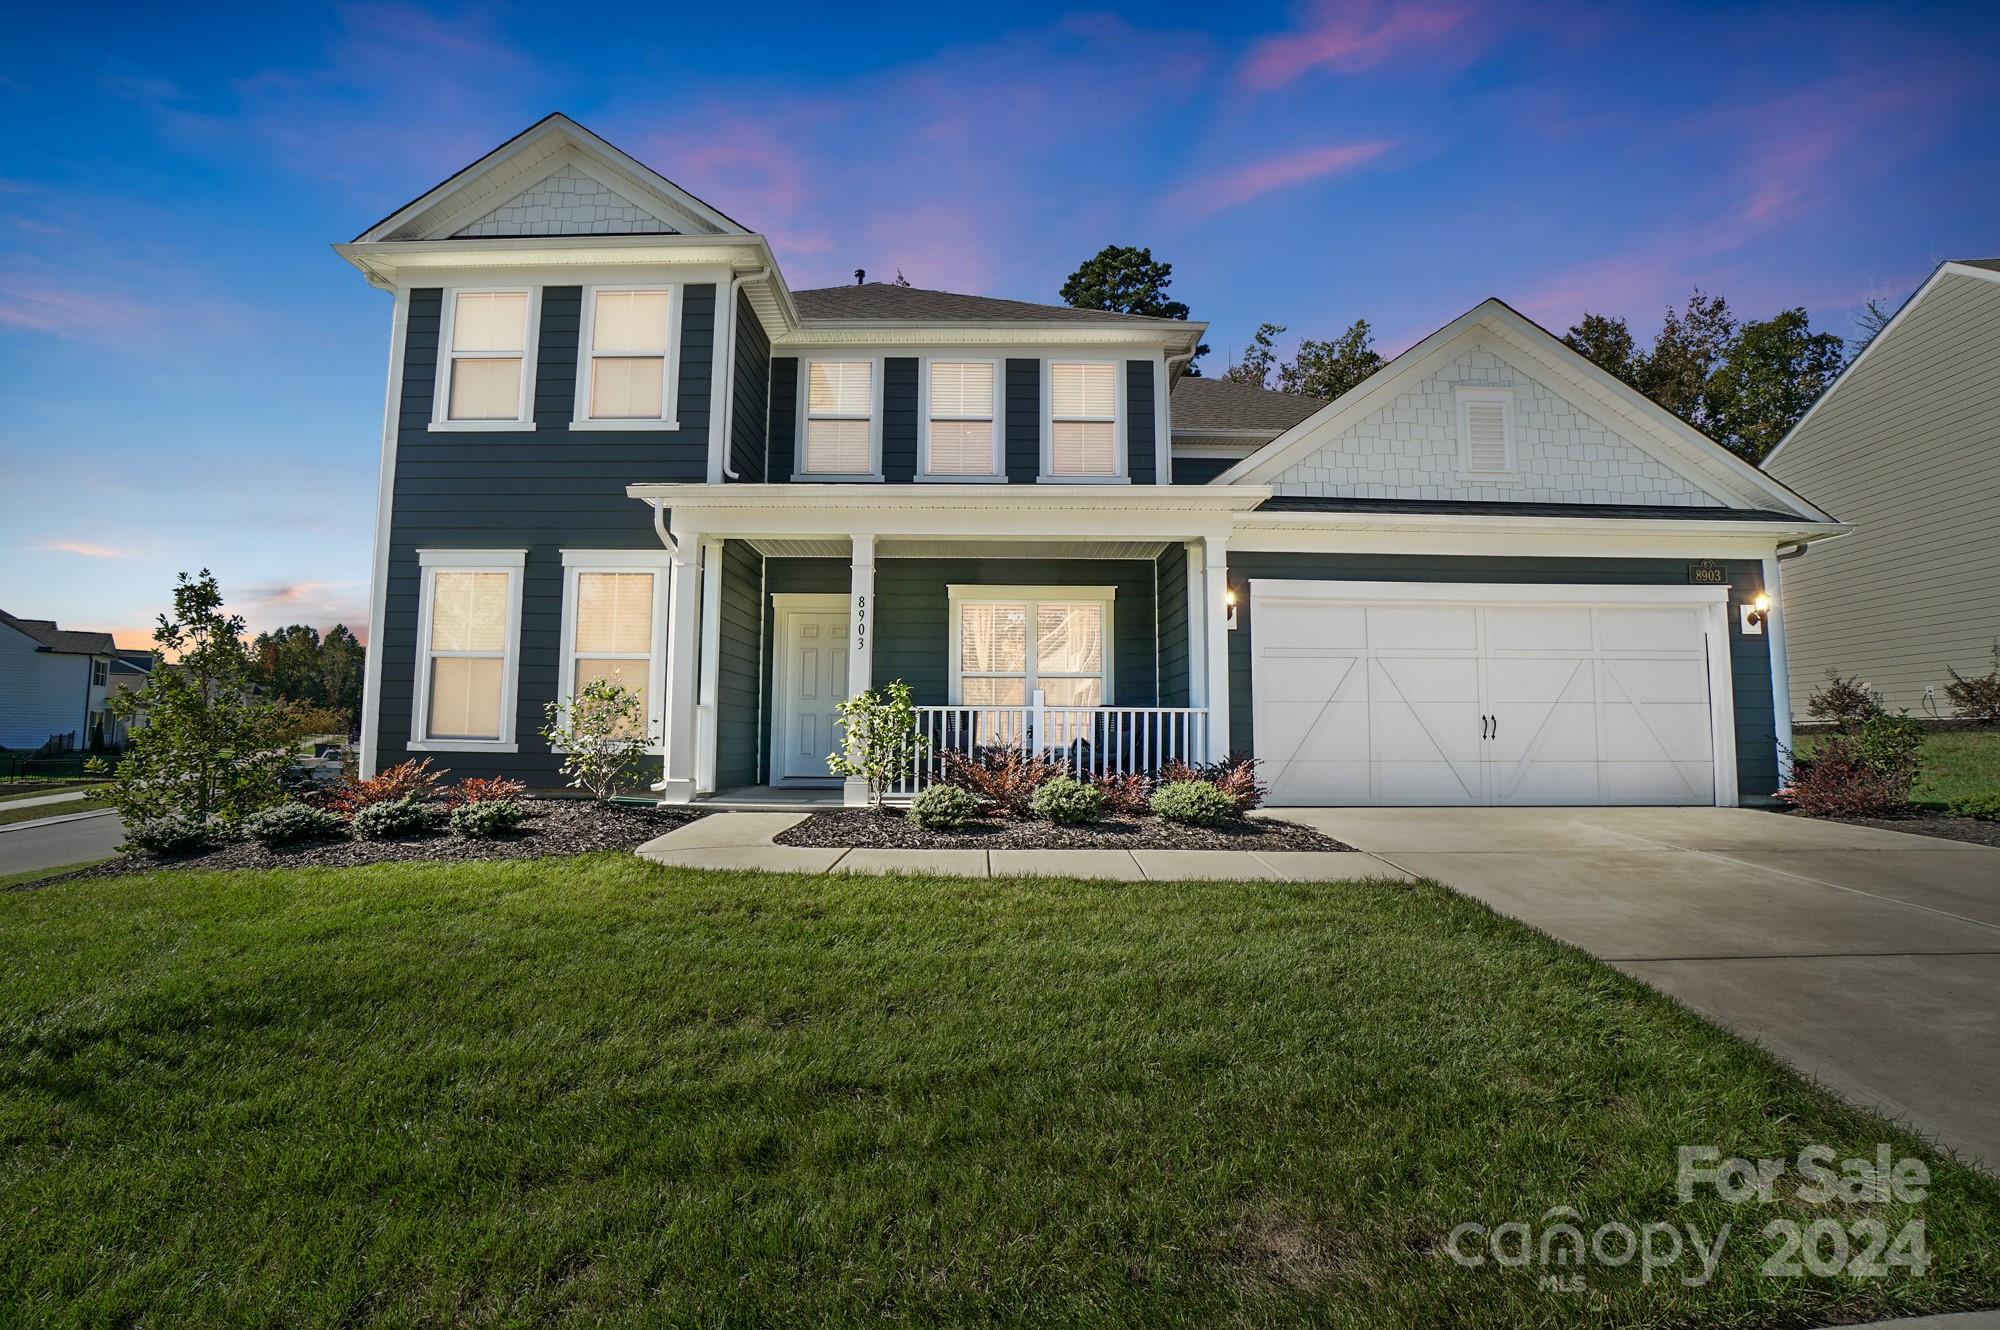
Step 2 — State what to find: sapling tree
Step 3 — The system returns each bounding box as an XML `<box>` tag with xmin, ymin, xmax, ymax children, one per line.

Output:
<box><xmin>542</xmin><ymin>677</ymin><xmax>657</xmax><ymax>801</ymax></box>
<box><xmin>827</xmin><ymin>681</ymin><xmax>928</xmax><ymax>810</ymax></box>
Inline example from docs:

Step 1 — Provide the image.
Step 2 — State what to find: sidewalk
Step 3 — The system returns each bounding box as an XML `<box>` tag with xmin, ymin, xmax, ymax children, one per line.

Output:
<box><xmin>0</xmin><ymin>788</ymin><xmax>90</xmax><ymax>812</ymax></box>
<box><xmin>635</xmin><ymin>812</ymin><xmax>1411</xmax><ymax>882</ymax></box>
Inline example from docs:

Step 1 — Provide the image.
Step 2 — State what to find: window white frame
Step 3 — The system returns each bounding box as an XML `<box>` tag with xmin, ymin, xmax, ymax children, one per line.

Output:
<box><xmin>918</xmin><ymin>356</ymin><xmax>1004</xmax><ymax>481</ymax></box>
<box><xmin>430</xmin><ymin>287</ymin><xmax>540</xmax><ymax>432</ymax></box>
<box><xmin>557</xmin><ymin>549</ymin><xmax>674</xmax><ymax>754</ymax></box>
<box><xmin>796</xmin><ymin>355</ymin><xmax>884</xmax><ymax>481</ymax></box>
<box><xmin>1454</xmin><ymin>386</ymin><xmax>1520</xmax><ymax>482</ymax></box>
<box><xmin>409</xmin><ymin>549</ymin><xmax>526</xmax><ymax>752</ymax></box>
<box><xmin>572</xmin><ymin>284</ymin><xmax>680</xmax><ymax>430</ymax></box>
<box><xmin>1040</xmin><ymin>358</ymin><xmax>1127</xmax><ymax>483</ymax></box>
<box><xmin>946</xmin><ymin>584</ymin><xmax>1117</xmax><ymax>706</ymax></box>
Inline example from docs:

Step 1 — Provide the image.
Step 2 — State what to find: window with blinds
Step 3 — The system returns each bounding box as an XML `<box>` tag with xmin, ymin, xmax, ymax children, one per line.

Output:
<box><xmin>444</xmin><ymin>290</ymin><xmax>531</xmax><ymax>422</ymax></box>
<box><xmin>424</xmin><ymin>570</ymin><xmax>513</xmax><ymax>741</ymax></box>
<box><xmin>567</xmin><ymin>570</ymin><xmax>655</xmax><ymax>738</ymax></box>
<box><xmin>584</xmin><ymin>288</ymin><xmax>673</xmax><ymax>421</ymax></box>
<box><xmin>924</xmin><ymin>360</ymin><xmax>998</xmax><ymax>476</ymax></box>
<box><xmin>953</xmin><ymin>594</ymin><xmax>1109</xmax><ymax>709</ymax></box>
<box><xmin>1048</xmin><ymin>361</ymin><xmax>1118</xmax><ymax>477</ymax></box>
<box><xmin>1456</xmin><ymin>390</ymin><xmax>1517</xmax><ymax>476</ymax></box>
<box><xmin>803</xmin><ymin>360</ymin><xmax>875</xmax><ymax>474</ymax></box>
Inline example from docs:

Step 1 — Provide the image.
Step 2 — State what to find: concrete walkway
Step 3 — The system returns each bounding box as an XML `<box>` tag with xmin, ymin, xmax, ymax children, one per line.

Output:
<box><xmin>635</xmin><ymin>811</ymin><xmax>1411</xmax><ymax>882</ymax></box>
<box><xmin>1270</xmin><ymin>807</ymin><xmax>2000</xmax><ymax>1173</ymax></box>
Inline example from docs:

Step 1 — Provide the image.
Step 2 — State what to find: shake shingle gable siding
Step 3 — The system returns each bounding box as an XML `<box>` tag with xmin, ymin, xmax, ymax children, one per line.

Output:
<box><xmin>378</xmin><ymin>284</ymin><xmax>715</xmax><ymax>784</ymax></box>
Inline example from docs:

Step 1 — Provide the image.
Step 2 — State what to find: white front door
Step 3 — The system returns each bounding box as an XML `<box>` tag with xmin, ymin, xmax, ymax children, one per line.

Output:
<box><xmin>774</xmin><ymin>600</ymin><xmax>850</xmax><ymax>783</ymax></box>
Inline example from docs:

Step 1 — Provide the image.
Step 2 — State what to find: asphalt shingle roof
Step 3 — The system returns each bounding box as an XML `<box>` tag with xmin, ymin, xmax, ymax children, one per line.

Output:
<box><xmin>790</xmin><ymin>283</ymin><xmax>1189</xmax><ymax>326</ymax></box>
<box><xmin>1256</xmin><ymin>497</ymin><xmax>1804</xmax><ymax>521</ymax></box>
<box><xmin>0</xmin><ymin>610</ymin><xmax>115</xmax><ymax>656</ymax></box>
<box><xmin>1170</xmin><ymin>377</ymin><xmax>1324</xmax><ymax>434</ymax></box>
<box><xmin>1954</xmin><ymin>258</ymin><xmax>2000</xmax><ymax>274</ymax></box>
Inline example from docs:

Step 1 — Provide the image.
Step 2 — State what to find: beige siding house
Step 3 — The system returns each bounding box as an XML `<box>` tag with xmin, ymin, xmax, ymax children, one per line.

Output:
<box><xmin>1763</xmin><ymin>259</ymin><xmax>2000</xmax><ymax>715</ymax></box>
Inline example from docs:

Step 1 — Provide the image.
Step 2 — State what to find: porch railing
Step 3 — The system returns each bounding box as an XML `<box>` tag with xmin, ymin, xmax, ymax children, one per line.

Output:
<box><xmin>893</xmin><ymin>693</ymin><xmax>1210</xmax><ymax>795</ymax></box>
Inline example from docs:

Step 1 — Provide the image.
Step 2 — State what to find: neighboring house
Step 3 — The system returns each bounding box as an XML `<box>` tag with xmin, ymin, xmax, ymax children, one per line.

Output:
<box><xmin>102</xmin><ymin>649</ymin><xmax>156</xmax><ymax>747</ymax></box>
<box><xmin>1763</xmin><ymin>259</ymin><xmax>2000</xmax><ymax>718</ymax></box>
<box><xmin>336</xmin><ymin>114</ymin><xmax>1846</xmax><ymax>808</ymax></box>
<box><xmin>0</xmin><ymin>610</ymin><xmax>117</xmax><ymax>752</ymax></box>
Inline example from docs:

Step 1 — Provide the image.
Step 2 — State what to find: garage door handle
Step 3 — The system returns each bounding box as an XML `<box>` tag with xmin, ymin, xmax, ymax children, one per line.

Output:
<box><xmin>1491</xmin><ymin>715</ymin><xmax>1498</xmax><ymax>739</ymax></box>
<box><xmin>1480</xmin><ymin>714</ymin><xmax>1490</xmax><ymax>740</ymax></box>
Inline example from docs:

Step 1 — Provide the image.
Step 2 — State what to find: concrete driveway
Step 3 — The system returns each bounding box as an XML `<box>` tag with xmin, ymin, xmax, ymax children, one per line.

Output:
<box><xmin>1271</xmin><ymin>806</ymin><xmax>2000</xmax><ymax>1171</ymax></box>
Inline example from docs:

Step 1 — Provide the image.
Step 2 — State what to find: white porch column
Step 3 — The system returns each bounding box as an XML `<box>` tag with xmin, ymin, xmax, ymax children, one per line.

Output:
<box><xmin>1762</xmin><ymin>548</ymin><xmax>1795</xmax><ymax>786</ymax></box>
<box><xmin>656</xmin><ymin>529</ymin><xmax>703</xmax><ymax>803</ymax></box>
<box><xmin>695</xmin><ymin>537</ymin><xmax>724</xmax><ymax>795</ymax></box>
<box><xmin>1200</xmin><ymin>533</ymin><xmax>1232</xmax><ymax>762</ymax></box>
<box><xmin>1183</xmin><ymin>540</ymin><xmax>1207</xmax><ymax>709</ymax></box>
<box><xmin>843</xmin><ymin>533</ymin><xmax>877</xmax><ymax>806</ymax></box>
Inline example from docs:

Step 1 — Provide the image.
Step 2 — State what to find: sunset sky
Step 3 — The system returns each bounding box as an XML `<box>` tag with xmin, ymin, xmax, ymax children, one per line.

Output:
<box><xmin>3</xmin><ymin>1</ymin><xmax>1995</xmax><ymax>648</ymax></box>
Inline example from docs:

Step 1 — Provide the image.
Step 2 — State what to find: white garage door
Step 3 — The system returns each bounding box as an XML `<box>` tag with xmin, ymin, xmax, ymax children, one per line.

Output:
<box><xmin>1250</xmin><ymin>581</ymin><xmax>1735</xmax><ymax>807</ymax></box>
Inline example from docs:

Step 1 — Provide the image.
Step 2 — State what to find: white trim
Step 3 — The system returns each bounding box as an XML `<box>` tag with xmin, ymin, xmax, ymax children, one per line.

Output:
<box><xmin>796</xmin><ymin>354</ymin><xmax>885</xmax><ymax>481</ymax></box>
<box><xmin>571</xmin><ymin>283</ymin><xmax>680</xmax><ymax>430</ymax></box>
<box><xmin>1041</xmin><ymin>356</ymin><xmax>1128</xmax><ymax>482</ymax></box>
<box><xmin>1453</xmin><ymin>386</ymin><xmax>1520</xmax><ymax>483</ymax></box>
<box><xmin>430</xmin><ymin>285</ymin><xmax>541</xmax><ymax>430</ymax></box>
<box><xmin>409</xmin><ymin>550</ymin><xmax>527</xmax><ymax>753</ymax></box>
<box><xmin>555</xmin><ymin>553</ymin><xmax>672</xmax><ymax>756</ymax></box>
<box><xmin>945</xmin><ymin>584</ymin><xmax>1118</xmax><ymax>708</ymax></box>
<box><xmin>359</xmin><ymin>288</ymin><xmax>409</xmax><ymax>778</ymax></box>
<box><xmin>768</xmin><ymin>593</ymin><xmax>850</xmax><ymax>787</ymax></box>
<box><xmin>1763</xmin><ymin>550</ymin><xmax>1795</xmax><ymax>783</ymax></box>
<box><xmin>918</xmin><ymin>355</ymin><xmax>1004</xmax><ymax>480</ymax></box>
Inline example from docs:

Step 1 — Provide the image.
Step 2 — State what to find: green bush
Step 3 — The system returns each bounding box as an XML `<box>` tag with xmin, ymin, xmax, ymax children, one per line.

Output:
<box><xmin>1947</xmin><ymin>792</ymin><xmax>2000</xmax><ymax>822</ymax></box>
<box><xmin>907</xmin><ymin>784</ymin><xmax>980</xmax><ymax>830</ymax></box>
<box><xmin>240</xmin><ymin>802</ymin><xmax>345</xmax><ymax>845</ymax></box>
<box><xmin>121</xmin><ymin>811</ymin><xmax>213</xmax><ymax>856</ymax></box>
<box><xmin>1029</xmin><ymin>776</ymin><xmax>1105</xmax><ymax>825</ymax></box>
<box><xmin>1150</xmin><ymin>780</ymin><xmax>1237</xmax><ymax>827</ymax></box>
<box><xmin>449</xmin><ymin>798</ymin><xmax>526</xmax><ymax>838</ymax></box>
<box><xmin>351</xmin><ymin>795</ymin><xmax>442</xmax><ymax>840</ymax></box>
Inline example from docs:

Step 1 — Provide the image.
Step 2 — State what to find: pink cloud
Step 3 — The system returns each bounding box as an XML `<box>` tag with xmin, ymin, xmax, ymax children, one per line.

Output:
<box><xmin>1241</xmin><ymin>0</ymin><xmax>1486</xmax><ymax>89</ymax></box>
<box><xmin>33</xmin><ymin>540</ymin><xmax>129</xmax><ymax>559</ymax></box>
<box><xmin>1169</xmin><ymin>140</ymin><xmax>1394</xmax><ymax>218</ymax></box>
<box><xmin>0</xmin><ymin>278</ymin><xmax>161</xmax><ymax>341</ymax></box>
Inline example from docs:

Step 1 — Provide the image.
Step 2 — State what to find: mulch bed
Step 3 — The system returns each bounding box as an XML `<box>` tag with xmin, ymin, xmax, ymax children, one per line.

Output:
<box><xmin>775</xmin><ymin>808</ymin><xmax>1355</xmax><ymax>852</ymax></box>
<box><xmin>26</xmin><ymin>799</ymin><xmax>708</xmax><ymax>887</ymax></box>
<box><xmin>1792</xmin><ymin>810</ymin><xmax>2000</xmax><ymax>849</ymax></box>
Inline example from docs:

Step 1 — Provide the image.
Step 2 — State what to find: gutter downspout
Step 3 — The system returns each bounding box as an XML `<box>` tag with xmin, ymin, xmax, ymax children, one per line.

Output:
<box><xmin>718</xmin><ymin>267</ymin><xmax>770</xmax><ymax>482</ymax></box>
<box><xmin>652</xmin><ymin>499</ymin><xmax>678</xmax><ymax>554</ymax></box>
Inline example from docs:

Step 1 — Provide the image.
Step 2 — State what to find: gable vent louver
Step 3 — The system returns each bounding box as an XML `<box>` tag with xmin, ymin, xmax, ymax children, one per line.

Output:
<box><xmin>1462</xmin><ymin>400</ymin><xmax>1511</xmax><ymax>473</ymax></box>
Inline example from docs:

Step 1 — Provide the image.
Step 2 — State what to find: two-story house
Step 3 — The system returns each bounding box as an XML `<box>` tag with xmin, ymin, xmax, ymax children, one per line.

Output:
<box><xmin>337</xmin><ymin>114</ymin><xmax>1847</xmax><ymax>808</ymax></box>
<box><xmin>0</xmin><ymin>610</ymin><xmax>117</xmax><ymax>753</ymax></box>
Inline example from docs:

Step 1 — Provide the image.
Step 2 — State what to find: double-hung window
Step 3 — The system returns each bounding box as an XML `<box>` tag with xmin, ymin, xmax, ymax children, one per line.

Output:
<box><xmin>577</xmin><ymin>286</ymin><xmax>676</xmax><ymax>427</ymax></box>
<box><xmin>559</xmin><ymin>551</ymin><xmax>671</xmax><ymax>747</ymax></box>
<box><xmin>922</xmin><ymin>359</ymin><xmax>1000</xmax><ymax>478</ymax></box>
<box><xmin>436</xmin><ymin>289</ymin><xmax>535</xmax><ymax>427</ymax></box>
<box><xmin>412</xmin><ymin>550</ymin><xmax>525</xmax><ymax>750</ymax></box>
<box><xmin>1046</xmin><ymin>361</ymin><xmax>1120</xmax><ymax>479</ymax></box>
<box><xmin>950</xmin><ymin>586</ymin><xmax>1114</xmax><ymax>710</ymax></box>
<box><xmin>801</xmin><ymin>360</ymin><xmax>877</xmax><ymax>477</ymax></box>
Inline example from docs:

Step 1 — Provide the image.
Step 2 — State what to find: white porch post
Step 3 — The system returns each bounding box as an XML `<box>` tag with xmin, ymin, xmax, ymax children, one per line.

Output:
<box><xmin>1183</xmin><ymin>540</ymin><xmax>1207</xmax><ymax>710</ymax></box>
<box><xmin>1200</xmin><ymin>533</ymin><xmax>1232</xmax><ymax>762</ymax></box>
<box><xmin>695</xmin><ymin>537</ymin><xmax>724</xmax><ymax>795</ymax></box>
<box><xmin>1762</xmin><ymin>548</ymin><xmax>1795</xmax><ymax>787</ymax></box>
<box><xmin>656</xmin><ymin>529</ymin><xmax>703</xmax><ymax>803</ymax></box>
<box><xmin>843</xmin><ymin>532</ymin><xmax>877</xmax><ymax>807</ymax></box>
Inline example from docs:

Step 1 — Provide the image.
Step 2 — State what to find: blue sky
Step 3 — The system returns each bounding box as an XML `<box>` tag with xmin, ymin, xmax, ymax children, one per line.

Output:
<box><xmin>3</xmin><ymin>1</ymin><xmax>1995</xmax><ymax>647</ymax></box>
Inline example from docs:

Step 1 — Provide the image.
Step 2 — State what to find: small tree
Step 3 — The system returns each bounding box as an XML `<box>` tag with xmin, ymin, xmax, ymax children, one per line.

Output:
<box><xmin>1945</xmin><ymin>640</ymin><xmax>2000</xmax><ymax>725</ymax></box>
<box><xmin>108</xmin><ymin>570</ymin><xmax>292</xmax><ymax>824</ymax></box>
<box><xmin>542</xmin><ymin>678</ymin><xmax>657</xmax><ymax>801</ymax></box>
<box><xmin>1805</xmin><ymin>670</ymin><xmax>1884</xmax><ymax>732</ymax></box>
<box><xmin>827</xmin><ymin>681</ymin><xmax>928</xmax><ymax>810</ymax></box>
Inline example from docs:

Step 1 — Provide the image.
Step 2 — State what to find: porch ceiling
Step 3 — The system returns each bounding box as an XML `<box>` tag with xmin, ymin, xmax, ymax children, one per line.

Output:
<box><xmin>747</xmin><ymin>537</ymin><xmax>1171</xmax><ymax>560</ymax></box>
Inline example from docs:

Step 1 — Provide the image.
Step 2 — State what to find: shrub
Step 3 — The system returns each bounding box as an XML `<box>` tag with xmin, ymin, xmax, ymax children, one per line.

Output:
<box><xmin>82</xmin><ymin>755</ymin><xmax>109</xmax><ymax>777</ymax></box>
<box><xmin>1946</xmin><ymin>792</ymin><xmax>2000</xmax><ymax>822</ymax></box>
<box><xmin>1805</xmin><ymin>670</ymin><xmax>1883</xmax><ymax>731</ymax></box>
<box><xmin>351</xmin><ymin>795</ymin><xmax>443</xmax><ymax>840</ymax></box>
<box><xmin>1030</xmin><ymin>776</ymin><xmax>1105</xmax><ymax>825</ymax></box>
<box><xmin>541</xmin><ymin>678</ymin><xmax>655</xmax><ymax>801</ymax></box>
<box><xmin>447</xmin><ymin>775</ymin><xmax>529</xmax><ymax>807</ymax></box>
<box><xmin>1162</xmin><ymin>753</ymin><xmax>1266</xmax><ymax>811</ymax></box>
<box><xmin>941</xmin><ymin>746</ymin><xmax>1061</xmax><ymax>817</ymax></box>
<box><xmin>907</xmin><ymin>784</ymin><xmax>980</xmax><ymax>830</ymax></box>
<box><xmin>449</xmin><ymin>798</ymin><xmax>526</xmax><ymax>838</ymax></box>
<box><xmin>1784</xmin><ymin>713</ymin><xmax>1924</xmax><ymax>818</ymax></box>
<box><xmin>1151</xmin><ymin>780</ymin><xmax>1238</xmax><ymax>827</ymax></box>
<box><xmin>324</xmin><ymin>758</ymin><xmax>445</xmax><ymax>814</ymax></box>
<box><xmin>1092</xmin><ymin>771</ymin><xmax>1153</xmax><ymax>816</ymax></box>
<box><xmin>272</xmin><ymin>702</ymin><xmax>351</xmax><ymax>745</ymax></box>
<box><xmin>239</xmin><ymin>802</ymin><xmax>345</xmax><ymax>845</ymax></box>
<box><xmin>827</xmin><ymin>681</ymin><xmax>929</xmax><ymax>810</ymax></box>
<box><xmin>121</xmin><ymin>811</ymin><xmax>213</xmax><ymax>856</ymax></box>
<box><xmin>1945</xmin><ymin>641</ymin><xmax>2000</xmax><ymax>724</ymax></box>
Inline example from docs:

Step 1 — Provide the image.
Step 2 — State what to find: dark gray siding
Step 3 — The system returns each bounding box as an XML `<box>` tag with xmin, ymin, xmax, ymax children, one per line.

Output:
<box><xmin>1170</xmin><ymin>455</ymin><xmax>1237</xmax><ymax>486</ymax></box>
<box><xmin>768</xmin><ymin>357</ymin><xmax>798</xmax><ymax>482</ymax></box>
<box><xmin>716</xmin><ymin>541</ymin><xmax>763</xmax><ymax>789</ymax></box>
<box><xmin>1005</xmin><ymin>359</ymin><xmax>1040</xmax><ymax>482</ymax></box>
<box><xmin>756</xmin><ymin>559</ymin><xmax>851</xmax><ymax>780</ymax></box>
<box><xmin>1156</xmin><ymin>542</ymin><xmax>1189</xmax><ymax>707</ymax></box>
<box><xmin>375</xmin><ymin>284</ymin><xmax>712</xmax><ymax>784</ymax></box>
<box><xmin>1126</xmin><ymin>360</ymin><xmax>1156</xmax><ymax>484</ymax></box>
<box><xmin>883</xmin><ymin>357</ymin><xmax>918</xmax><ymax>482</ymax></box>
<box><xmin>1223</xmin><ymin>554</ymin><xmax>1778</xmax><ymax>797</ymax></box>
<box><xmin>729</xmin><ymin>290</ymin><xmax>769</xmax><ymax>482</ymax></box>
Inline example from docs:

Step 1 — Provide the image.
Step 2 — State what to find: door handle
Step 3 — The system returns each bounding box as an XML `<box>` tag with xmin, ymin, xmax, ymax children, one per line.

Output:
<box><xmin>1491</xmin><ymin>714</ymin><xmax>1498</xmax><ymax>739</ymax></box>
<box><xmin>1480</xmin><ymin>714</ymin><xmax>1490</xmax><ymax>740</ymax></box>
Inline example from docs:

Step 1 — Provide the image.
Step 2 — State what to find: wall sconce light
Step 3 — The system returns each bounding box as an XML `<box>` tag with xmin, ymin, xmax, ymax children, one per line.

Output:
<box><xmin>1224</xmin><ymin>587</ymin><xmax>1239</xmax><ymax>630</ymax></box>
<box><xmin>1740</xmin><ymin>591</ymin><xmax>1771</xmax><ymax>635</ymax></box>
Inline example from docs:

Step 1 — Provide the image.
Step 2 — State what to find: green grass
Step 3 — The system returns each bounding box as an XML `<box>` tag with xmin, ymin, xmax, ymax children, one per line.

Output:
<box><xmin>0</xmin><ymin>794</ymin><xmax>114</xmax><ymax>828</ymax></box>
<box><xmin>0</xmin><ymin>778</ymin><xmax>107</xmax><ymax>800</ymax></box>
<box><xmin>0</xmin><ymin>859</ymin><xmax>114</xmax><ymax>891</ymax></box>
<box><xmin>1796</xmin><ymin>729</ymin><xmax>2000</xmax><ymax>810</ymax></box>
<box><xmin>3</xmin><ymin>857</ymin><xmax>1997</xmax><ymax>1327</ymax></box>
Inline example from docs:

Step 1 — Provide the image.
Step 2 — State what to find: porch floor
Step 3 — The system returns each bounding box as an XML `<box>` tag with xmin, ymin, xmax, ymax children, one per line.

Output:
<box><xmin>691</xmin><ymin>785</ymin><xmax>847</xmax><ymax>812</ymax></box>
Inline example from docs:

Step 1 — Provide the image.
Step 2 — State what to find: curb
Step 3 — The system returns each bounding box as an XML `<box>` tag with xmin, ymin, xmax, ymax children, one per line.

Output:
<box><xmin>0</xmin><ymin>807</ymin><xmax>118</xmax><ymax>835</ymax></box>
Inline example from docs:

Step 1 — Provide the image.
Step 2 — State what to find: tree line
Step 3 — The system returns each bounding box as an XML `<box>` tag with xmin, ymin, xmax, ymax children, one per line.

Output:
<box><xmin>249</xmin><ymin>623</ymin><xmax>365</xmax><ymax>726</ymax></box>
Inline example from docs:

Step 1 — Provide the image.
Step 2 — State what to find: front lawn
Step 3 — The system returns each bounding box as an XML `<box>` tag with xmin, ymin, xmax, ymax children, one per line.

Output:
<box><xmin>1794</xmin><ymin>727</ymin><xmax>2000</xmax><ymax>811</ymax></box>
<box><xmin>4</xmin><ymin>857</ymin><xmax>1998</xmax><ymax>1326</ymax></box>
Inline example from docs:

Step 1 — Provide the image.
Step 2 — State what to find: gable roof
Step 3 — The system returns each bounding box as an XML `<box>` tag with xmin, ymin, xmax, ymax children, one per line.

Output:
<box><xmin>1170</xmin><ymin>377</ymin><xmax>1323</xmax><ymax>434</ymax></box>
<box><xmin>351</xmin><ymin>113</ymin><xmax>750</xmax><ymax>244</ymax></box>
<box><xmin>1214</xmin><ymin>297</ymin><xmax>1836</xmax><ymax>521</ymax></box>
<box><xmin>791</xmin><ymin>283</ymin><xmax>1190</xmax><ymax>327</ymax></box>
<box><xmin>1762</xmin><ymin>258</ymin><xmax>2000</xmax><ymax>468</ymax></box>
<box><xmin>1</xmin><ymin>610</ymin><xmax>114</xmax><ymax>656</ymax></box>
